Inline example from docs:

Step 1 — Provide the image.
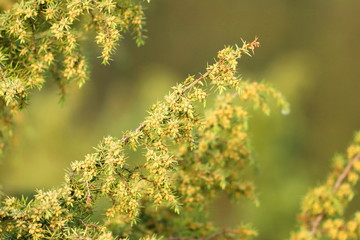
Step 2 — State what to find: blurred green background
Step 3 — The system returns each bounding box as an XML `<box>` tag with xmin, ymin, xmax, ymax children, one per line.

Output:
<box><xmin>1</xmin><ymin>1</ymin><xmax>360</xmax><ymax>239</ymax></box>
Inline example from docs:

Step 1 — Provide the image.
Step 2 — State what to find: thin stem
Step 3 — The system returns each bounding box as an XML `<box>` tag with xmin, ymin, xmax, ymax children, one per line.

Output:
<box><xmin>181</xmin><ymin>56</ymin><xmax>226</xmax><ymax>94</ymax></box>
<box><xmin>122</xmin><ymin>123</ymin><xmax>146</xmax><ymax>143</ymax></box>
<box><xmin>85</xmin><ymin>181</ymin><xmax>92</xmax><ymax>205</ymax></box>
<box><xmin>79</xmin><ymin>218</ymin><xmax>100</xmax><ymax>229</ymax></box>
<box><xmin>332</xmin><ymin>153</ymin><xmax>360</xmax><ymax>192</ymax></box>
<box><xmin>0</xmin><ymin>65</ymin><xmax>29</xmax><ymax>80</ymax></box>
<box><xmin>117</xmin><ymin>172</ymin><xmax>130</xmax><ymax>189</ymax></box>
<box><xmin>123</xmin><ymin>167</ymin><xmax>157</xmax><ymax>187</ymax></box>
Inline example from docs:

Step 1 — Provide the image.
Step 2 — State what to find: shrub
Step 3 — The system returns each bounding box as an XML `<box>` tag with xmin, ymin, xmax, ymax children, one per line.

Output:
<box><xmin>0</xmin><ymin>1</ymin><xmax>359</xmax><ymax>239</ymax></box>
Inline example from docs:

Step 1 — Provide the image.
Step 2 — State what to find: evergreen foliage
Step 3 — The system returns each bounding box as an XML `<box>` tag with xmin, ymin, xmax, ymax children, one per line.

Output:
<box><xmin>0</xmin><ymin>0</ymin><xmax>147</xmax><ymax>151</ymax></box>
<box><xmin>0</xmin><ymin>35</ymin><xmax>282</xmax><ymax>239</ymax></box>
<box><xmin>0</xmin><ymin>1</ymin><xmax>359</xmax><ymax>240</ymax></box>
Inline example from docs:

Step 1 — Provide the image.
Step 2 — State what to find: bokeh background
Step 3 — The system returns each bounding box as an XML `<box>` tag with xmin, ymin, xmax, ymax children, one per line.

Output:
<box><xmin>1</xmin><ymin>1</ymin><xmax>360</xmax><ymax>239</ymax></box>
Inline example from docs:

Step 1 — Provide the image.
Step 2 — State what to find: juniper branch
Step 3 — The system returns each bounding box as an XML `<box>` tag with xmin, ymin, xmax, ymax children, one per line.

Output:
<box><xmin>122</xmin><ymin>38</ymin><xmax>260</xmax><ymax>147</ymax></box>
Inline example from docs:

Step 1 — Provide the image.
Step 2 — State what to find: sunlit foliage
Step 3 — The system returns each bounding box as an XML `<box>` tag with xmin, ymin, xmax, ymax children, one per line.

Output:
<box><xmin>0</xmin><ymin>0</ymin><xmax>147</xmax><ymax>151</ymax></box>
<box><xmin>0</xmin><ymin>33</ymin><xmax>286</xmax><ymax>239</ymax></box>
<box><xmin>0</xmin><ymin>1</ymin><xmax>359</xmax><ymax>240</ymax></box>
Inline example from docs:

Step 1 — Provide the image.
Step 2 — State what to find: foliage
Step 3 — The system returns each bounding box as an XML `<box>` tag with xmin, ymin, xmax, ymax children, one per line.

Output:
<box><xmin>291</xmin><ymin>132</ymin><xmax>360</xmax><ymax>240</ymax></box>
<box><xmin>0</xmin><ymin>0</ymin><xmax>147</xmax><ymax>152</ymax></box>
<box><xmin>0</xmin><ymin>1</ymin><xmax>359</xmax><ymax>240</ymax></box>
<box><xmin>0</xmin><ymin>33</ymin><xmax>280</xmax><ymax>238</ymax></box>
